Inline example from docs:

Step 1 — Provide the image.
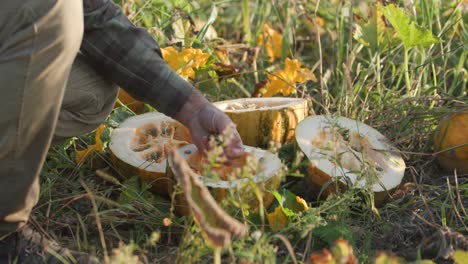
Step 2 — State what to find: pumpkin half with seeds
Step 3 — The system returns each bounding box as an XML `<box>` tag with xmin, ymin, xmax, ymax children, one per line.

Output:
<box><xmin>109</xmin><ymin>112</ymin><xmax>191</xmax><ymax>195</ymax></box>
<box><xmin>167</xmin><ymin>144</ymin><xmax>282</xmax><ymax>215</ymax></box>
<box><xmin>295</xmin><ymin>115</ymin><xmax>406</xmax><ymax>205</ymax></box>
<box><xmin>214</xmin><ymin>97</ymin><xmax>309</xmax><ymax>148</ymax></box>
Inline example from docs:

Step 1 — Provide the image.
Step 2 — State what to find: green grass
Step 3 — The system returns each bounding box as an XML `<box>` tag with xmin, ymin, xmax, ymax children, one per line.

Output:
<box><xmin>36</xmin><ymin>0</ymin><xmax>467</xmax><ymax>263</ymax></box>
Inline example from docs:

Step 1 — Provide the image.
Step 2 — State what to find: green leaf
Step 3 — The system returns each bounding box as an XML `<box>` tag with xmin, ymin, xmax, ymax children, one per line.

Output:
<box><xmin>313</xmin><ymin>221</ymin><xmax>354</xmax><ymax>245</ymax></box>
<box><xmin>196</xmin><ymin>4</ymin><xmax>218</xmax><ymax>41</ymax></box>
<box><xmin>269</xmin><ymin>189</ymin><xmax>308</xmax><ymax>218</ymax></box>
<box><xmin>380</xmin><ymin>4</ymin><xmax>440</xmax><ymax>49</ymax></box>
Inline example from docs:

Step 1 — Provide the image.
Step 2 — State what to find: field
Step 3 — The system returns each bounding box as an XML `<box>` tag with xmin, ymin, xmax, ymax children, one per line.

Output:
<box><xmin>36</xmin><ymin>0</ymin><xmax>466</xmax><ymax>263</ymax></box>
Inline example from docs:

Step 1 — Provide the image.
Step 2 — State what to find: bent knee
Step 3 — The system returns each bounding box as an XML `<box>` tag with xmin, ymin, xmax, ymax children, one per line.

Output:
<box><xmin>55</xmin><ymin>55</ymin><xmax>119</xmax><ymax>139</ymax></box>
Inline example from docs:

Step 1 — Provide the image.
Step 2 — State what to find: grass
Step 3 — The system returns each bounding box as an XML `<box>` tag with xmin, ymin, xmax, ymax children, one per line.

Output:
<box><xmin>35</xmin><ymin>0</ymin><xmax>466</xmax><ymax>263</ymax></box>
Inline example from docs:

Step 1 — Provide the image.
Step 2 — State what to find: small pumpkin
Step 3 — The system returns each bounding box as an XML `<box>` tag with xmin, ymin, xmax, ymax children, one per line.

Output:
<box><xmin>433</xmin><ymin>110</ymin><xmax>468</xmax><ymax>174</ymax></box>
<box><xmin>167</xmin><ymin>144</ymin><xmax>282</xmax><ymax>215</ymax></box>
<box><xmin>295</xmin><ymin>115</ymin><xmax>406</xmax><ymax>205</ymax></box>
<box><xmin>214</xmin><ymin>97</ymin><xmax>309</xmax><ymax>148</ymax></box>
<box><xmin>109</xmin><ymin>112</ymin><xmax>192</xmax><ymax>195</ymax></box>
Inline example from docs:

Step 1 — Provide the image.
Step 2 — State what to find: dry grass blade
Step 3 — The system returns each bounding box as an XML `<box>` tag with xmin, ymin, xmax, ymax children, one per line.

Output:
<box><xmin>81</xmin><ymin>180</ymin><xmax>109</xmax><ymax>264</ymax></box>
<box><xmin>169</xmin><ymin>149</ymin><xmax>247</xmax><ymax>249</ymax></box>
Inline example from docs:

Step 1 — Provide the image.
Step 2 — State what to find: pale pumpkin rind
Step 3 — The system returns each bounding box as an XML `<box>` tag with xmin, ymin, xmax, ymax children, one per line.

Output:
<box><xmin>214</xmin><ymin>98</ymin><xmax>309</xmax><ymax>148</ymax></box>
<box><xmin>433</xmin><ymin>110</ymin><xmax>468</xmax><ymax>174</ymax></box>
<box><xmin>167</xmin><ymin>144</ymin><xmax>282</xmax><ymax>215</ymax></box>
<box><xmin>295</xmin><ymin>115</ymin><xmax>406</xmax><ymax>205</ymax></box>
<box><xmin>109</xmin><ymin>112</ymin><xmax>192</xmax><ymax>196</ymax></box>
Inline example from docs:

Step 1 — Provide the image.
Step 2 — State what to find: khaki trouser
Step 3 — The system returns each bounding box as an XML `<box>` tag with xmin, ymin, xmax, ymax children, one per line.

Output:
<box><xmin>0</xmin><ymin>0</ymin><xmax>119</xmax><ymax>236</ymax></box>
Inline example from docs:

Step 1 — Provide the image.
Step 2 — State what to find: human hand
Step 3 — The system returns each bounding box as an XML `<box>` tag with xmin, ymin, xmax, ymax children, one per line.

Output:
<box><xmin>175</xmin><ymin>91</ymin><xmax>244</xmax><ymax>160</ymax></box>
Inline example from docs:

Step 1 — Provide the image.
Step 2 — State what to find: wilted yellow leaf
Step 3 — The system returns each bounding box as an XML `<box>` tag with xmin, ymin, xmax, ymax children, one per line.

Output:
<box><xmin>161</xmin><ymin>46</ymin><xmax>210</xmax><ymax>79</ymax></box>
<box><xmin>257</xmin><ymin>24</ymin><xmax>283</xmax><ymax>62</ymax></box>
<box><xmin>261</xmin><ymin>58</ymin><xmax>316</xmax><ymax>96</ymax></box>
<box><xmin>75</xmin><ymin>125</ymin><xmax>106</xmax><ymax>165</ymax></box>
<box><xmin>266</xmin><ymin>206</ymin><xmax>288</xmax><ymax>232</ymax></box>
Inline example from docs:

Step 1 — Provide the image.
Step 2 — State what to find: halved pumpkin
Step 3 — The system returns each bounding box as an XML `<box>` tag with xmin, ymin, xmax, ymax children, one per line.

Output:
<box><xmin>109</xmin><ymin>112</ymin><xmax>192</xmax><ymax>195</ymax></box>
<box><xmin>167</xmin><ymin>144</ymin><xmax>282</xmax><ymax>215</ymax></box>
<box><xmin>214</xmin><ymin>97</ymin><xmax>309</xmax><ymax>148</ymax></box>
<box><xmin>433</xmin><ymin>110</ymin><xmax>468</xmax><ymax>174</ymax></box>
<box><xmin>295</xmin><ymin>116</ymin><xmax>406</xmax><ymax>204</ymax></box>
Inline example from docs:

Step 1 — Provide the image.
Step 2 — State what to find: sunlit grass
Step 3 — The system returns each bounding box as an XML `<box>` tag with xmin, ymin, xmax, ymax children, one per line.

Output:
<box><xmin>36</xmin><ymin>0</ymin><xmax>467</xmax><ymax>263</ymax></box>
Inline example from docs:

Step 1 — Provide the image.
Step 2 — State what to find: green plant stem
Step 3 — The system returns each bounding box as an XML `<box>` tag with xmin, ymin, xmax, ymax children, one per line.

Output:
<box><xmin>242</xmin><ymin>0</ymin><xmax>252</xmax><ymax>44</ymax></box>
<box><xmin>404</xmin><ymin>47</ymin><xmax>412</xmax><ymax>95</ymax></box>
<box><xmin>376</xmin><ymin>52</ymin><xmax>382</xmax><ymax>103</ymax></box>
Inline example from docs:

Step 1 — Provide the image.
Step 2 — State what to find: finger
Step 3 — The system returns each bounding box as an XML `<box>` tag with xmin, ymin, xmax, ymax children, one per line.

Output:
<box><xmin>224</xmin><ymin>131</ymin><xmax>245</xmax><ymax>159</ymax></box>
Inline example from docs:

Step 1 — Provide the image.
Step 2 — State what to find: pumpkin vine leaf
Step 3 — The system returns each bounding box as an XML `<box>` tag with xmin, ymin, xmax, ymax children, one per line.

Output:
<box><xmin>380</xmin><ymin>4</ymin><xmax>440</xmax><ymax>49</ymax></box>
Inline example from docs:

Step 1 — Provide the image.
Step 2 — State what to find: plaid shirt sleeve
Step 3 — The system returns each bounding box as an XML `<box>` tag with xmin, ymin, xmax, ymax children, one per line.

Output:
<box><xmin>80</xmin><ymin>0</ymin><xmax>194</xmax><ymax>118</ymax></box>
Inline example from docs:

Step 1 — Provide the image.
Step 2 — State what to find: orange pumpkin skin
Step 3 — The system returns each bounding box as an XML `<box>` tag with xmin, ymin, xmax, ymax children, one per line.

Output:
<box><xmin>433</xmin><ymin>111</ymin><xmax>468</xmax><ymax>174</ymax></box>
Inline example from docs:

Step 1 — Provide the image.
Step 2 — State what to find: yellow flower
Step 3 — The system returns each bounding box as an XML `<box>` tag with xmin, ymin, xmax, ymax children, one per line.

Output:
<box><xmin>75</xmin><ymin>125</ymin><xmax>105</xmax><ymax>165</ymax></box>
<box><xmin>161</xmin><ymin>46</ymin><xmax>209</xmax><ymax>79</ymax></box>
<box><xmin>257</xmin><ymin>24</ymin><xmax>283</xmax><ymax>62</ymax></box>
<box><xmin>295</xmin><ymin>196</ymin><xmax>309</xmax><ymax>211</ymax></box>
<box><xmin>261</xmin><ymin>58</ymin><xmax>316</xmax><ymax>97</ymax></box>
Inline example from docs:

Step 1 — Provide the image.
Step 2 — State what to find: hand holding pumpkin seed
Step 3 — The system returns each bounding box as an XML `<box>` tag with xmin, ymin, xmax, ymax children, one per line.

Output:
<box><xmin>175</xmin><ymin>90</ymin><xmax>245</xmax><ymax>161</ymax></box>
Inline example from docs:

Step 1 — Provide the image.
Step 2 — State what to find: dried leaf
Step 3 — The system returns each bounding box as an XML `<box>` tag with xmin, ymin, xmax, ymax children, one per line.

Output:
<box><xmin>161</xmin><ymin>46</ymin><xmax>210</xmax><ymax>79</ymax></box>
<box><xmin>251</xmin><ymin>80</ymin><xmax>268</xmax><ymax>97</ymax></box>
<box><xmin>75</xmin><ymin>125</ymin><xmax>106</xmax><ymax>165</ymax></box>
<box><xmin>257</xmin><ymin>24</ymin><xmax>283</xmax><ymax>62</ymax></box>
<box><xmin>170</xmin><ymin>10</ymin><xmax>194</xmax><ymax>45</ymax></box>
<box><xmin>262</xmin><ymin>58</ymin><xmax>315</xmax><ymax>97</ymax></box>
<box><xmin>213</xmin><ymin>62</ymin><xmax>239</xmax><ymax>80</ymax></box>
<box><xmin>266</xmin><ymin>206</ymin><xmax>288</xmax><ymax>232</ymax></box>
<box><xmin>169</xmin><ymin>149</ymin><xmax>247</xmax><ymax>249</ymax></box>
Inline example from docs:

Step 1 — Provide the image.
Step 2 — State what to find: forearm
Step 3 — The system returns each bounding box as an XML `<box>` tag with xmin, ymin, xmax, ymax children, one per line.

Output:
<box><xmin>80</xmin><ymin>0</ymin><xmax>194</xmax><ymax>118</ymax></box>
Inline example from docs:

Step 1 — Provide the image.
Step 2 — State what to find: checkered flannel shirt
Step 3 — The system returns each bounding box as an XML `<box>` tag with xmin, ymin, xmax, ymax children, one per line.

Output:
<box><xmin>81</xmin><ymin>0</ymin><xmax>194</xmax><ymax>118</ymax></box>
